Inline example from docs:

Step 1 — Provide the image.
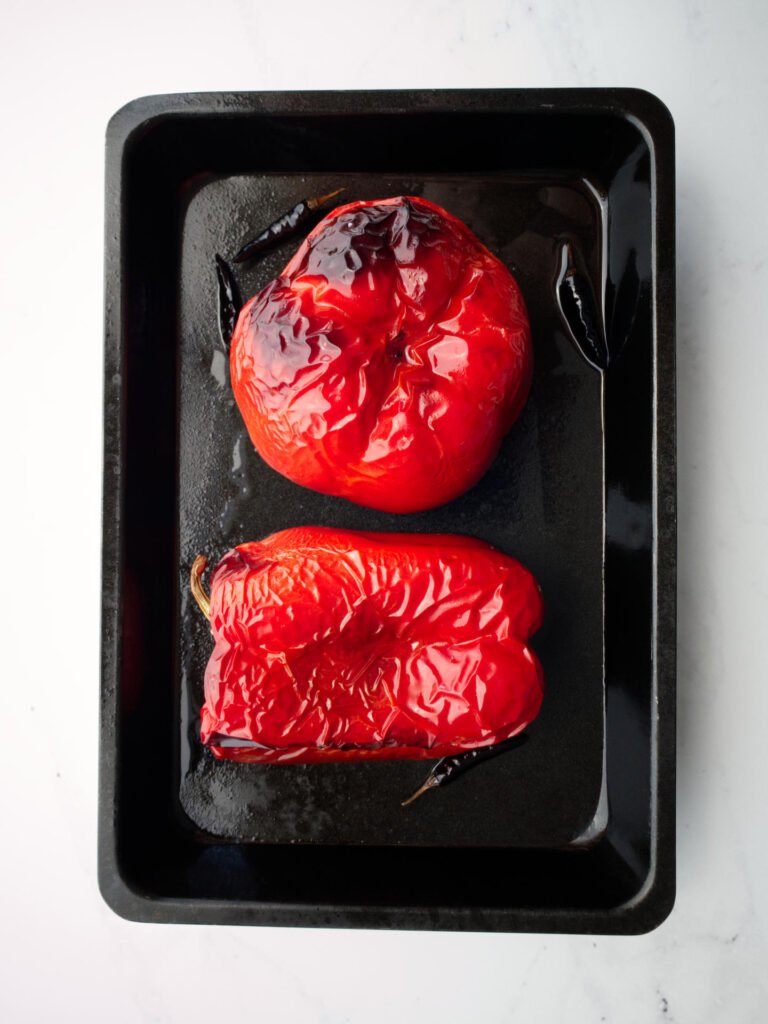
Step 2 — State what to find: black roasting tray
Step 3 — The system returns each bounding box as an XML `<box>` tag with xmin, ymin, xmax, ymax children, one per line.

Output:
<box><xmin>99</xmin><ymin>88</ymin><xmax>675</xmax><ymax>932</ymax></box>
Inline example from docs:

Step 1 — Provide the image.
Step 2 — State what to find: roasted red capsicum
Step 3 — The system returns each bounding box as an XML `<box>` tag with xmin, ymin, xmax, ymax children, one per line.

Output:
<box><xmin>230</xmin><ymin>196</ymin><xmax>532</xmax><ymax>513</ymax></box>
<box><xmin>191</xmin><ymin>527</ymin><xmax>544</xmax><ymax>763</ymax></box>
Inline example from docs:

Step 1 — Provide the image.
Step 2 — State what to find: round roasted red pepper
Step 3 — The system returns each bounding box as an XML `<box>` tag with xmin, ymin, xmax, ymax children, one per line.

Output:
<box><xmin>193</xmin><ymin>527</ymin><xmax>544</xmax><ymax>763</ymax></box>
<box><xmin>230</xmin><ymin>196</ymin><xmax>532</xmax><ymax>513</ymax></box>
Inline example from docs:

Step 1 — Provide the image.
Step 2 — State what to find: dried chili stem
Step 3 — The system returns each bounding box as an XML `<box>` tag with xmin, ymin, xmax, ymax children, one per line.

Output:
<box><xmin>306</xmin><ymin>187</ymin><xmax>345</xmax><ymax>211</ymax></box>
<box><xmin>400</xmin><ymin>775</ymin><xmax>440</xmax><ymax>807</ymax></box>
<box><xmin>190</xmin><ymin>555</ymin><xmax>211</xmax><ymax>619</ymax></box>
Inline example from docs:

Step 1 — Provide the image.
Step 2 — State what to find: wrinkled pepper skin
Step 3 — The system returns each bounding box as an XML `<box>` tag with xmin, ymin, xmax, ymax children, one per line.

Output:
<box><xmin>230</xmin><ymin>196</ymin><xmax>532</xmax><ymax>513</ymax></box>
<box><xmin>200</xmin><ymin>527</ymin><xmax>544</xmax><ymax>763</ymax></box>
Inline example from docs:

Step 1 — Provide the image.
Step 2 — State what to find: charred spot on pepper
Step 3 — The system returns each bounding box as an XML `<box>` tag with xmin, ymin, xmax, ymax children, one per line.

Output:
<box><xmin>387</xmin><ymin>329</ymin><xmax>408</xmax><ymax>360</ymax></box>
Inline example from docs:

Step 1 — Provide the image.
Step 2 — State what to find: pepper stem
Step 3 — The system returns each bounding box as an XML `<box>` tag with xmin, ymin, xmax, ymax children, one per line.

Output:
<box><xmin>190</xmin><ymin>555</ymin><xmax>211</xmax><ymax>619</ymax></box>
<box><xmin>400</xmin><ymin>774</ymin><xmax>439</xmax><ymax>807</ymax></box>
<box><xmin>307</xmin><ymin>187</ymin><xmax>345</xmax><ymax>211</ymax></box>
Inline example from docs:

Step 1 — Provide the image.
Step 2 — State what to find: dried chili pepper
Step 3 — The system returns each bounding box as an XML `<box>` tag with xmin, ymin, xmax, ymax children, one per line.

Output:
<box><xmin>555</xmin><ymin>240</ymin><xmax>608</xmax><ymax>371</ymax></box>
<box><xmin>214</xmin><ymin>254</ymin><xmax>242</xmax><ymax>349</ymax></box>
<box><xmin>232</xmin><ymin>188</ymin><xmax>345</xmax><ymax>264</ymax></box>
<box><xmin>191</xmin><ymin>527</ymin><xmax>544</xmax><ymax>764</ymax></box>
<box><xmin>401</xmin><ymin>733</ymin><xmax>529</xmax><ymax>805</ymax></box>
<box><xmin>230</xmin><ymin>195</ymin><xmax>533</xmax><ymax>514</ymax></box>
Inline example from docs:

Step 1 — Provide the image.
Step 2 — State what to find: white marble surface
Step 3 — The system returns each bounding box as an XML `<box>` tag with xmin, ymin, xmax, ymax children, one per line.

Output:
<box><xmin>1</xmin><ymin>0</ymin><xmax>767</xmax><ymax>1020</ymax></box>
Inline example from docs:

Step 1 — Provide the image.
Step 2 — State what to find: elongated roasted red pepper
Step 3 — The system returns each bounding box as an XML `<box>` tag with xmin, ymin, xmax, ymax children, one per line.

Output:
<box><xmin>230</xmin><ymin>196</ymin><xmax>532</xmax><ymax>513</ymax></box>
<box><xmin>192</xmin><ymin>527</ymin><xmax>544</xmax><ymax>763</ymax></box>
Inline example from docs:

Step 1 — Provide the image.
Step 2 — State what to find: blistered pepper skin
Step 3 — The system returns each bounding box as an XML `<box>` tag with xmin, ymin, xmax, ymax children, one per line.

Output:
<box><xmin>200</xmin><ymin>527</ymin><xmax>544</xmax><ymax>763</ymax></box>
<box><xmin>230</xmin><ymin>196</ymin><xmax>532</xmax><ymax>514</ymax></box>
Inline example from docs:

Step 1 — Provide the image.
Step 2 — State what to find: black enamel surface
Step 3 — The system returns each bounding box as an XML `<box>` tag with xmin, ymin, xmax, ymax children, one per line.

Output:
<box><xmin>100</xmin><ymin>89</ymin><xmax>675</xmax><ymax>933</ymax></box>
<box><xmin>179</xmin><ymin>171</ymin><xmax>604</xmax><ymax>848</ymax></box>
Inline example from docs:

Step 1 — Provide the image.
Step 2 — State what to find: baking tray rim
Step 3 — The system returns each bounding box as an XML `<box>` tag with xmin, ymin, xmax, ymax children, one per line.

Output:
<box><xmin>99</xmin><ymin>87</ymin><xmax>676</xmax><ymax>934</ymax></box>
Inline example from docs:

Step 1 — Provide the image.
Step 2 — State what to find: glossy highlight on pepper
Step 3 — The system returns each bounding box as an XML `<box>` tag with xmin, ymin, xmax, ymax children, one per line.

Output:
<box><xmin>230</xmin><ymin>196</ymin><xmax>533</xmax><ymax>513</ymax></box>
<box><xmin>194</xmin><ymin>526</ymin><xmax>544</xmax><ymax>763</ymax></box>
